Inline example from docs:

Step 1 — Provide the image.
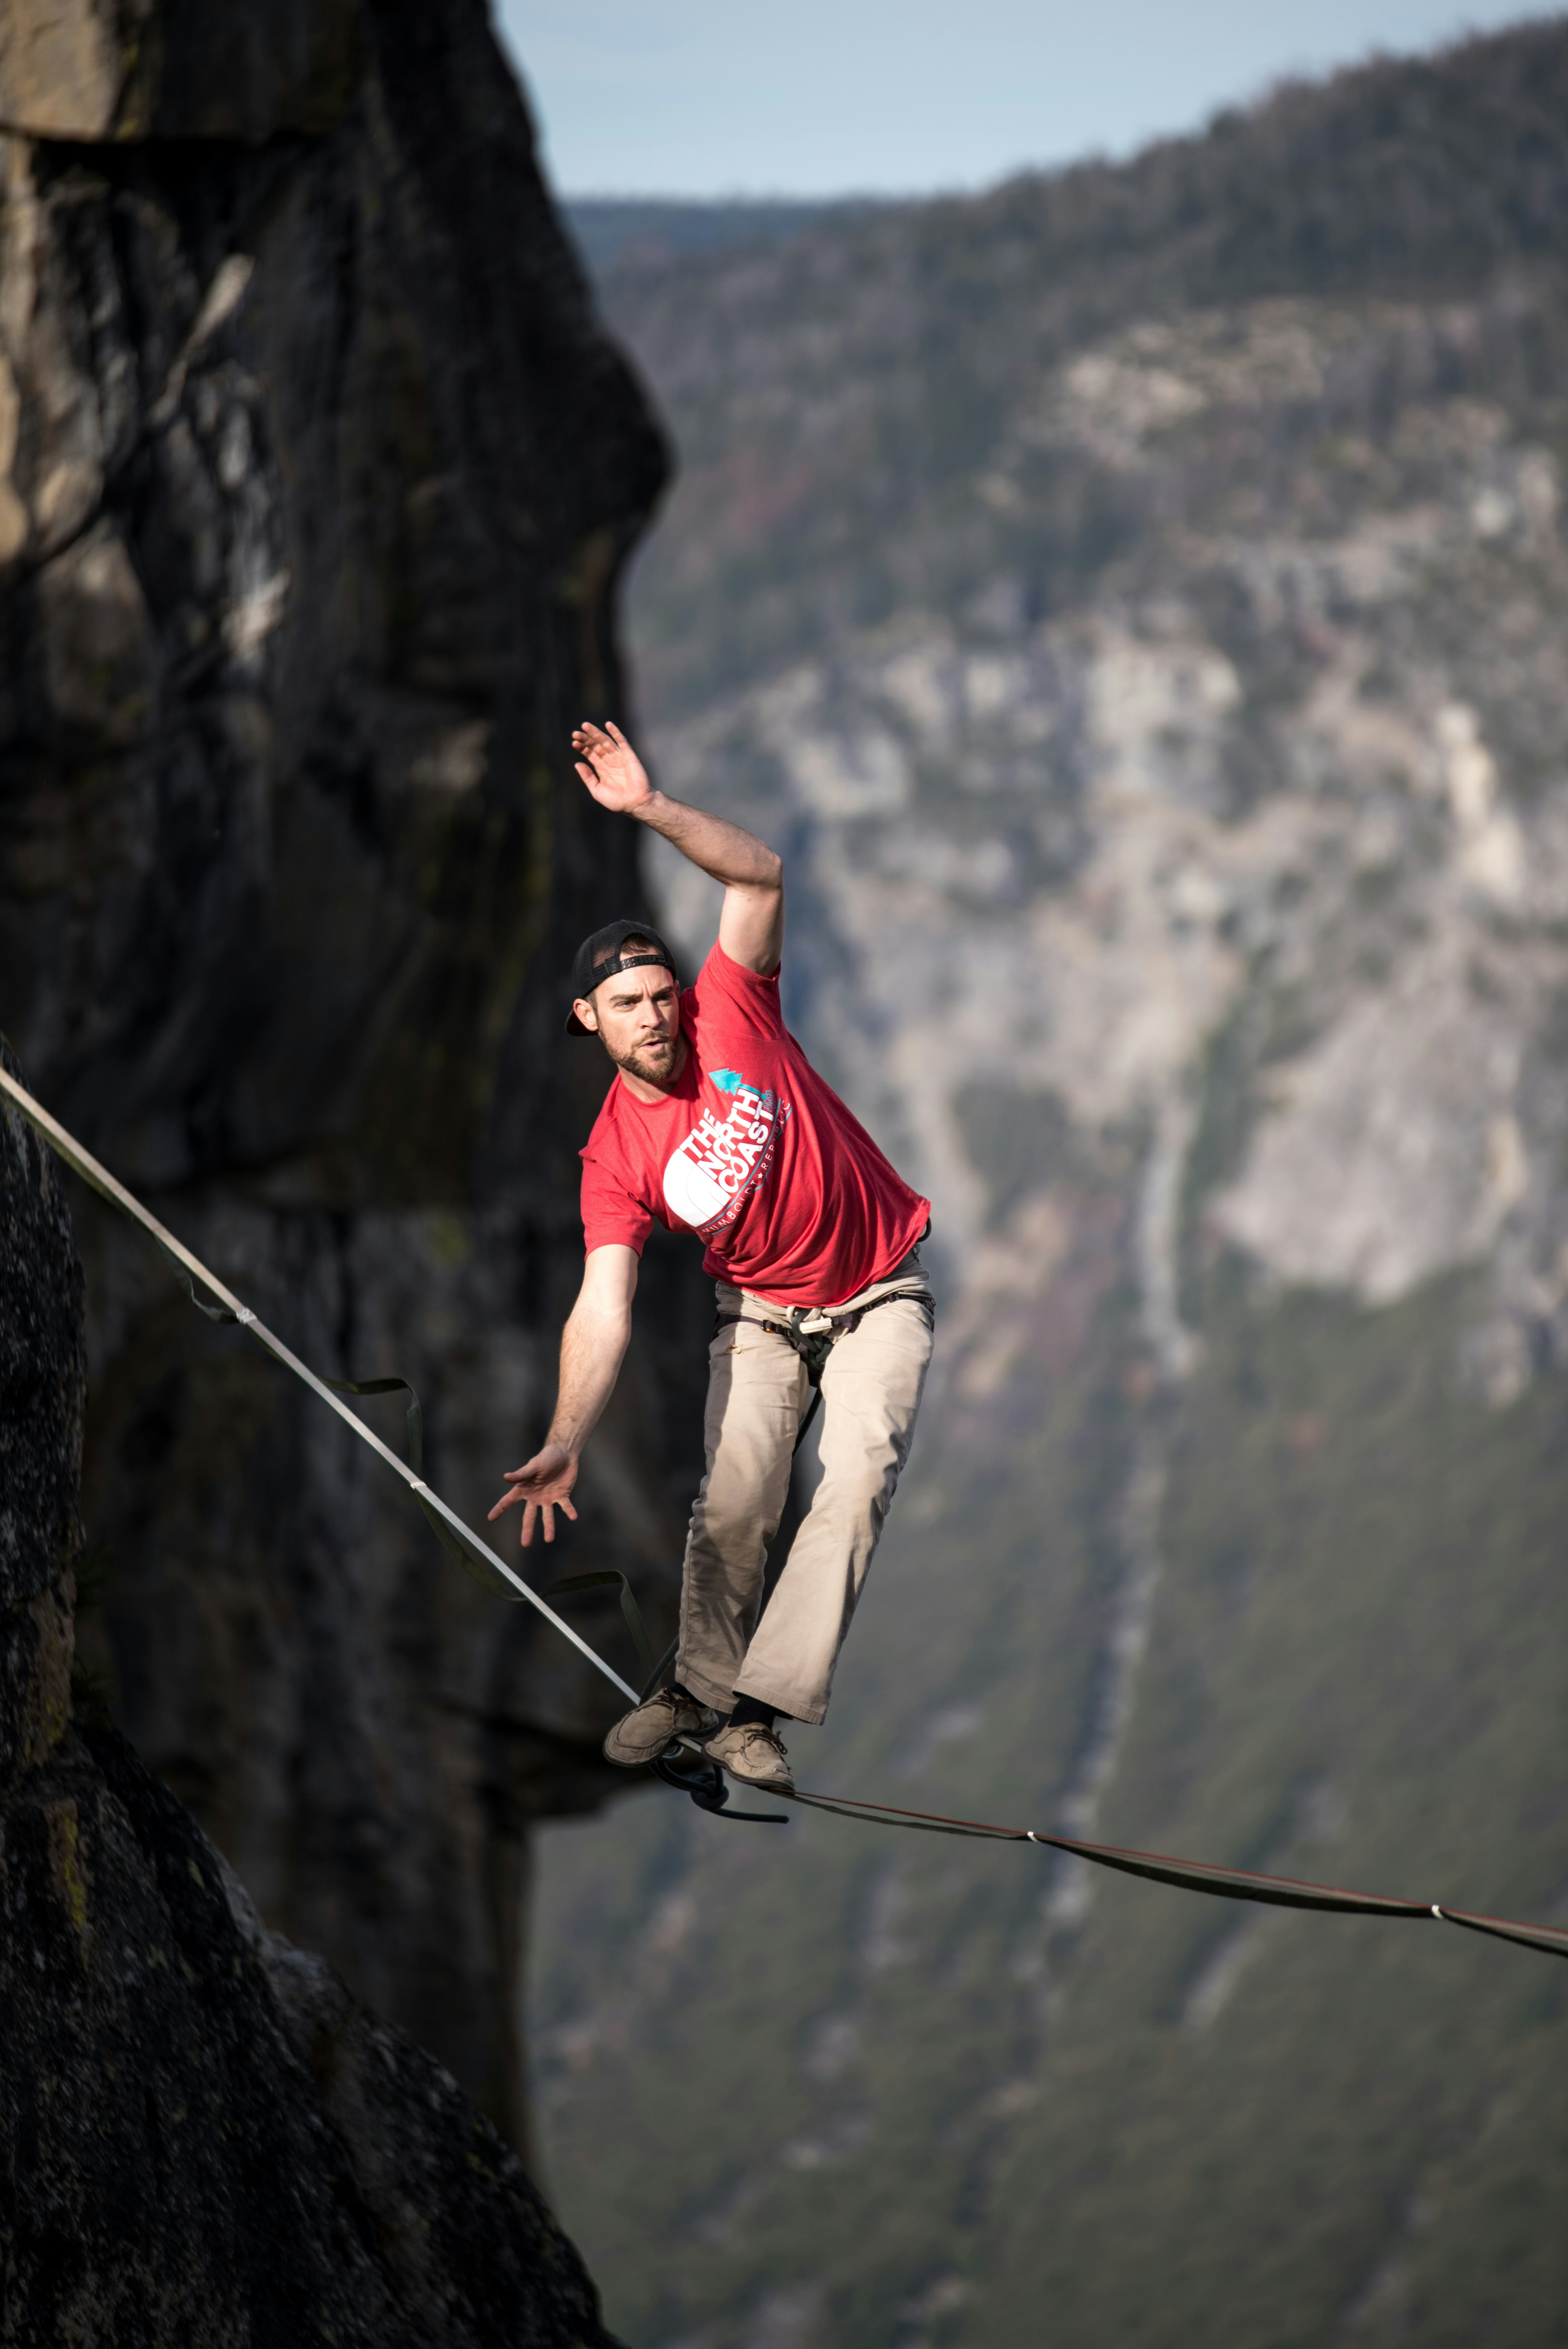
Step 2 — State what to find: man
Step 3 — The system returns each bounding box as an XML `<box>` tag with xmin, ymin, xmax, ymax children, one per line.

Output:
<box><xmin>488</xmin><ymin>721</ymin><xmax>933</xmax><ymax>1793</ymax></box>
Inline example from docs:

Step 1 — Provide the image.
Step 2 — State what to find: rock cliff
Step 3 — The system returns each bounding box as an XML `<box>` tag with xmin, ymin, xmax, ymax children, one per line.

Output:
<box><xmin>534</xmin><ymin>29</ymin><xmax>1568</xmax><ymax>2347</ymax></box>
<box><xmin>0</xmin><ymin>1058</ymin><xmax>621</xmax><ymax>2347</ymax></box>
<box><xmin>0</xmin><ymin>0</ymin><xmax>706</xmax><ymax>2164</ymax></box>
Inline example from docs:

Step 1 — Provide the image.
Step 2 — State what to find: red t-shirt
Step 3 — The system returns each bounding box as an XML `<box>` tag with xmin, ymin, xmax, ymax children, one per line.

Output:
<box><xmin>579</xmin><ymin>943</ymin><xmax>930</xmax><ymax>1308</ymax></box>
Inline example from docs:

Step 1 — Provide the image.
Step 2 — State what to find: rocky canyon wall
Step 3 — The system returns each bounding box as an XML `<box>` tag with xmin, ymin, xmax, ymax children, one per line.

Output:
<box><xmin>0</xmin><ymin>0</ymin><xmax>707</xmax><ymax>2163</ymax></box>
<box><xmin>0</xmin><ymin>1059</ymin><xmax>621</xmax><ymax>2346</ymax></box>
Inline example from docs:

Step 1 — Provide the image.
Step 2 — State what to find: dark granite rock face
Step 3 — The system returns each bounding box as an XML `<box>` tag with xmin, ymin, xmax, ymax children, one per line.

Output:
<box><xmin>3</xmin><ymin>1734</ymin><xmax>624</xmax><ymax>2349</ymax></box>
<box><xmin>0</xmin><ymin>1040</ymin><xmax>82</xmax><ymax>1789</ymax></box>
<box><xmin>0</xmin><ymin>0</ymin><xmax>705</xmax><ymax>2160</ymax></box>
<box><xmin>0</xmin><ymin>1076</ymin><xmax>620</xmax><ymax>2345</ymax></box>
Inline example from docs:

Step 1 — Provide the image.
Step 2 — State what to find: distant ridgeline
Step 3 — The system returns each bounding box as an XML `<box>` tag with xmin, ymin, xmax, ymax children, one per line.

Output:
<box><xmin>537</xmin><ymin>23</ymin><xmax>1568</xmax><ymax>2349</ymax></box>
<box><xmin>565</xmin><ymin>198</ymin><xmax>889</xmax><ymax>278</ymax></box>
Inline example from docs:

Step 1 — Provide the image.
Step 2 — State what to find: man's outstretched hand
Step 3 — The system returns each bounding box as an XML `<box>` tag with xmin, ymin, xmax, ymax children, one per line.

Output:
<box><xmin>572</xmin><ymin>720</ymin><xmax>654</xmax><ymax>817</ymax></box>
<box><xmin>488</xmin><ymin>1443</ymin><xmax>580</xmax><ymax>1547</ymax></box>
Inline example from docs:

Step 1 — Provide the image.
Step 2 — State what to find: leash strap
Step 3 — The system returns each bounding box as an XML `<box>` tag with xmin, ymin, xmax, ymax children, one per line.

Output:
<box><xmin>0</xmin><ymin>1063</ymin><xmax>639</xmax><ymax>1704</ymax></box>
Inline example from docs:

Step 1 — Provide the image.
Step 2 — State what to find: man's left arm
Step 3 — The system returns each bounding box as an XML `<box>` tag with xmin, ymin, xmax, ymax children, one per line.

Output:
<box><xmin>571</xmin><ymin>720</ymin><xmax>783</xmax><ymax>975</ymax></box>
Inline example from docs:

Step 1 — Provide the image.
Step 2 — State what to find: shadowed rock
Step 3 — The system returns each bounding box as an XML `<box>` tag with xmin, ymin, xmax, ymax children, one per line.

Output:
<box><xmin>0</xmin><ymin>1041</ymin><xmax>81</xmax><ymax>1782</ymax></box>
<box><xmin>1</xmin><ymin>1058</ymin><xmax>622</xmax><ymax>2346</ymax></box>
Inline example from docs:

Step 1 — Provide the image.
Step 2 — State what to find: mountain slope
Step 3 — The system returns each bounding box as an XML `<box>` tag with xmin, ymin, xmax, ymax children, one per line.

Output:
<box><xmin>531</xmin><ymin>23</ymin><xmax>1568</xmax><ymax>2348</ymax></box>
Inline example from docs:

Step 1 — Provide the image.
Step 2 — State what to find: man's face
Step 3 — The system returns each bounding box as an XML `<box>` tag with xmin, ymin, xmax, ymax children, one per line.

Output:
<box><xmin>576</xmin><ymin>962</ymin><xmax>683</xmax><ymax>1086</ymax></box>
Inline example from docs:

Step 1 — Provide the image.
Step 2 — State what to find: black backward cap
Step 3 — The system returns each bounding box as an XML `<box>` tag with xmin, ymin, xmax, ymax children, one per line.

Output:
<box><xmin>566</xmin><ymin>919</ymin><xmax>681</xmax><ymax>1035</ymax></box>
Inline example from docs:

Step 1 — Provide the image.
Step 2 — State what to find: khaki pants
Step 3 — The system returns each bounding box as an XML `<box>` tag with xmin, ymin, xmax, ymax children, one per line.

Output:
<box><xmin>675</xmin><ymin>1248</ymin><xmax>934</xmax><ymax>1726</ymax></box>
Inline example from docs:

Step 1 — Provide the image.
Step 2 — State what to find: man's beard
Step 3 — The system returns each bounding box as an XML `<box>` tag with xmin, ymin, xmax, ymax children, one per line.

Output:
<box><xmin>611</xmin><ymin>1032</ymin><xmax>682</xmax><ymax>1087</ymax></box>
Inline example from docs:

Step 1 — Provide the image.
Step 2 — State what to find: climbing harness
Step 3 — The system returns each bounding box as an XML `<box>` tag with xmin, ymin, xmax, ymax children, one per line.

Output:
<box><xmin>715</xmin><ymin>1285</ymin><xmax>936</xmax><ymax>1456</ymax></box>
<box><xmin>3</xmin><ymin>1059</ymin><xmax>1565</xmax><ymax>1964</ymax></box>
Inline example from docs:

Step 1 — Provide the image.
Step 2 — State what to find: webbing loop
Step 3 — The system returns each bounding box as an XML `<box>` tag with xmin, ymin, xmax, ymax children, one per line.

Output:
<box><xmin>543</xmin><ymin>1569</ymin><xmax>660</xmax><ymax>1683</ymax></box>
<box><xmin>320</xmin><ymin>1374</ymin><xmax>524</xmax><ymax>1608</ymax></box>
<box><xmin>650</xmin><ymin>1747</ymin><xmax>789</xmax><ymax>1825</ymax></box>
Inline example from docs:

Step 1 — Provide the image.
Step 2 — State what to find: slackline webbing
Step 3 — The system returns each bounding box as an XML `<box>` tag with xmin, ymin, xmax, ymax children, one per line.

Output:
<box><xmin>0</xmin><ymin>1064</ymin><xmax>638</xmax><ymax>1706</ymax></box>
<box><xmin>5</xmin><ymin>1062</ymin><xmax>1566</xmax><ymax>1964</ymax></box>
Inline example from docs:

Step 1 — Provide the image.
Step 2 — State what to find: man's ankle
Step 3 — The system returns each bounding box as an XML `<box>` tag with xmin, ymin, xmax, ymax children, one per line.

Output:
<box><xmin>728</xmin><ymin>1690</ymin><xmax>778</xmax><ymax>1731</ymax></box>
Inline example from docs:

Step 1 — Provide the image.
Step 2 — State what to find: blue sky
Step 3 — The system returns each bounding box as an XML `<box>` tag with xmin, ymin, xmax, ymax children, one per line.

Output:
<box><xmin>497</xmin><ymin>0</ymin><xmax>1565</xmax><ymax>198</ymax></box>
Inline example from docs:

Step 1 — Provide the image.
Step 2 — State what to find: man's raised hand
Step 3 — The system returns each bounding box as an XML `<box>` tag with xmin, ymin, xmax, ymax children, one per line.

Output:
<box><xmin>572</xmin><ymin>720</ymin><xmax>654</xmax><ymax>817</ymax></box>
<box><xmin>488</xmin><ymin>1442</ymin><xmax>580</xmax><ymax>1547</ymax></box>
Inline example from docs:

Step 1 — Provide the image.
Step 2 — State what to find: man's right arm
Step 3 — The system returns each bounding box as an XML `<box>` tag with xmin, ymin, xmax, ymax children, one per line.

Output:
<box><xmin>571</xmin><ymin>720</ymin><xmax>784</xmax><ymax>975</ymax></box>
<box><xmin>487</xmin><ymin>1244</ymin><xmax>639</xmax><ymax>1546</ymax></box>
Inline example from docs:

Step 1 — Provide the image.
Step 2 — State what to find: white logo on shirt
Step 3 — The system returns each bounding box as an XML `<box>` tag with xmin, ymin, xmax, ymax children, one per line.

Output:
<box><xmin>663</xmin><ymin>1076</ymin><xmax>784</xmax><ymax>1235</ymax></box>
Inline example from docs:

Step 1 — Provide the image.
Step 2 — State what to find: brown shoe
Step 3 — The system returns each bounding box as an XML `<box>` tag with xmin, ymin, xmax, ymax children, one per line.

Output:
<box><xmin>603</xmin><ymin>1686</ymin><xmax>717</xmax><ymax>1768</ymax></box>
<box><xmin>702</xmin><ymin>1722</ymin><xmax>795</xmax><ymax>1793</ymax></box>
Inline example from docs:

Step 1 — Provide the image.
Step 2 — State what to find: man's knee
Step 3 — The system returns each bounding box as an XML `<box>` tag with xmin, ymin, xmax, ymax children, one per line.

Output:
<box><xmin>688</xmin><ymin>1520</ymin><xmax>770</xmax><ymax>1578</ymax></box>
<box><xmin>807</xmin><ymin>1460</ymin><xmax>899</xmax><ymax>1555</ymax></box>
<box><xmin>687</xmin><ymin>1474</ymin><xmax>782</xmax><ymax>1574</ymax></box>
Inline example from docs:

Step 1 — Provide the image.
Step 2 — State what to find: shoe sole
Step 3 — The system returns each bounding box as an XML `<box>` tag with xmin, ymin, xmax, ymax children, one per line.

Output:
<box><xmin>604</xmin><ymin>1742</ymin><xmax>681</xmax><ymax>1768</ymax></box>
<box><xmin>710</xmin><ymin>1755</ymin><xmax>795</xmax><ymax>1795</ymax></box>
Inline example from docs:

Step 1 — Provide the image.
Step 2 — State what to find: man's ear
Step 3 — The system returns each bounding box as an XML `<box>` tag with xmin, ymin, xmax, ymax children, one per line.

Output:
<box><xmin>574</xmin><ymin>998</ymin><xmax>599</xmax><ymax>1034</ymax></box>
